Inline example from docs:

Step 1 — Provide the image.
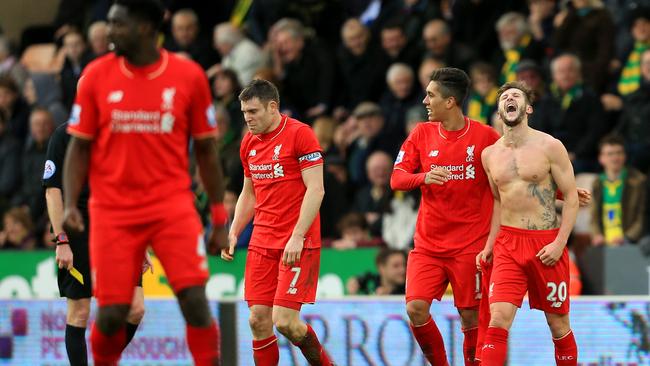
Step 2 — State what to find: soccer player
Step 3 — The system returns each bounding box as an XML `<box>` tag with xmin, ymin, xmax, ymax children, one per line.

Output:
<box><xmin>222</xmin><ymin>79</ymin><xmax>333</xmax><ymax>366</ymax></box>
<box><xmin>391</xmin><ymin>67</ymin><xmax>500</xmax><ymax>365</ymax></box>
<box><xmin>44</xmin><ymin>122</ymin><xmax>148</xmax><ymax>366</ymax></box>
<box><xmin>480</xmin><ymin>81</ymin><xmax>579</xmax><ymax>365</ymax></box>
<box><xmin>62</xmin><ymin>1</ymin><xmax>228</xmax><ymax>365</ymax></box>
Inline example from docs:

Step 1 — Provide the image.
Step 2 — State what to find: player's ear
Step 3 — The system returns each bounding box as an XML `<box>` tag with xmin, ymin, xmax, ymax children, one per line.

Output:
<box><xmin>526</xmin><ymin>104</ymin><xmax>533</xmax><ymax>115</ymax></box>
<box><xmin>267</xmin><ymin>100</ymin><xmax>279</xmax><ymax>112</ymax></box>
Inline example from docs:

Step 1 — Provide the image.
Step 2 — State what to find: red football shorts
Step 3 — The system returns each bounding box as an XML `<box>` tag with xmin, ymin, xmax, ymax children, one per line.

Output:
<box><xmin>90</xmin><ymin>207</ymin><xmax>208</xmax><ymax>306</ymax></box>
<box><xmin>489</xmin><ymin>226</ymin><xmax>570</xmax><ymax>314</ymax></box>
<box><xmin>244</xmin><ymin>246</ymin><xmax>320</xmax><ymax>310</ymax></box>
<box><xmin>475</xmin><ymin>258</ymin><xmax>492</xmax><ymax>362</ymax></box>
<box><xmin>406</xmin><ymin>248</ymin><xmax>481</xmax><ymax>309</ymax></box>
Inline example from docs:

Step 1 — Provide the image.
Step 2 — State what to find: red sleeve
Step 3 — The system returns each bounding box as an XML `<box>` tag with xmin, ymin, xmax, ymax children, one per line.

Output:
<box><xmin>390</xmin><ymin>125</ymin><xmax>425</xmax><ymax>191</ymax></box>
<box><xmin>240</xmin><ymin>135</ymin><xmax>251</xmax><ymax>177</ymax></box>
<box><xmin>66</xmin><ymin>69</ymin><xmax>99</xmax><ymax>140</ymax></box>
<box><xmin>189</xmin><ymin>64</ymin><xmax>219</xmax><ymax>139</ymax></box>
<box><xmin>294</xmin><ymin>125</ymin><xmax>323</xmax><ymax>170</ymax></box>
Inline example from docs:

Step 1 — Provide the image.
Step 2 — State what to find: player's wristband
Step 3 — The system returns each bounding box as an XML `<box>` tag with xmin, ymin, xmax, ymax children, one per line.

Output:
<box><xmin>210</xmin><ymin>203</ymin><xmax>228</xmax><ymax>227</ymax></box>
<box><xmin>54</xmin><ymin>232</ymin><xmax>69</xmax><ymax>246</ymax></box>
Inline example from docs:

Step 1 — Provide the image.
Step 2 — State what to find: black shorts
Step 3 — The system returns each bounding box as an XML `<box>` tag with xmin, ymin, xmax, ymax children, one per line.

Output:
<box><xmin>58</xmin><ymin>231</ymin><xmax>143</xmax><ymax>299</ymax></box>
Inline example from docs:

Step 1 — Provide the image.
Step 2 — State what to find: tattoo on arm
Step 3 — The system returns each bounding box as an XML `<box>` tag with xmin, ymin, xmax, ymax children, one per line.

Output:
<box><xmin>527</xmin><ymin>180</ymin><xmax>558</xmax><ymax>229</ymax></box>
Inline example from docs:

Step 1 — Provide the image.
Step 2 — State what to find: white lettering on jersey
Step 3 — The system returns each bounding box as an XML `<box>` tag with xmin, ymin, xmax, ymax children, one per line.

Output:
<box><xmin>465</xmin><ymin>164</ymin><xmax>475</xmax><ymax>179</ymax></box>
<box><xmin>273</xmin><ymin>163</ymin><xmax>284</xmax><ymax>177</ymax></box>
<box><xmin>161</xmin><ymin>112</ymin><xmax>175</xmax><ymax>133</ymax></box>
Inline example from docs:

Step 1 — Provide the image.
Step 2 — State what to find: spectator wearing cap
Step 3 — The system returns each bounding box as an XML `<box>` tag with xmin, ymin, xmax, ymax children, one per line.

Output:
<box><xmin>346</xmin><ymin>102</ymin><xmax>398</xmax><ymax>188</ymax></box>
<box><xmin>493</xmin><ymin>12</ymin><xmax>546</xmax><ymax>84</ymax></box>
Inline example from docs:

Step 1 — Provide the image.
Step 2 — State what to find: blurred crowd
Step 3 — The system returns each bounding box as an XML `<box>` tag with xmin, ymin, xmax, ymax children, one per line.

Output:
<box><xmin>2</xmin><ymin>0</ymin><xmax>650</xmax><ymax>295</ymax></box>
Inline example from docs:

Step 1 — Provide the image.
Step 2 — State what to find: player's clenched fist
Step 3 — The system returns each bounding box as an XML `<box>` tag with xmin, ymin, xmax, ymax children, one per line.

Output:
<box><xmin>424</xmin><ymin>167</ymin><xmax>450</xmax><ymax>185</ymax></box>
<box><xmin>63</xmin><ymin>207</ymin><xmax>85</xmax><ymax>233</ymax></box>
<box><xmin>221</xmin><ymin>232</ymin><xmax>237</xmax><ymax>261</ymax></box>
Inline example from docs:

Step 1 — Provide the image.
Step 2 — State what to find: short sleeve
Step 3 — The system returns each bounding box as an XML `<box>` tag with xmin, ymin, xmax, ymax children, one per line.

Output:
<box><xmin>42</xmin><ymin>124</ymin><xmax>68</xmax><ymax>189</ymax></box>
<box><xmin>190</xmin><ymin>66</ymin><xmax>219</xmax><ymax>139</ymax></box>
<box><xmin>66</xmin><ymin>70</ymin><xmax>99</xmax><ymax>140</ymax></box>
<box><xmin>393</xmin><ymin>125</ymin><xmax>421</xmax><ymax>173</ymax></box>
<box><xmin>240</xmin><ymin>135</ymin><xmax>251</xmax><ymax>177</ymax></box>
<box><xmin>294</xmin><ymin>126</ymin><xmax>323</xmax><ymax>170</ymax></box>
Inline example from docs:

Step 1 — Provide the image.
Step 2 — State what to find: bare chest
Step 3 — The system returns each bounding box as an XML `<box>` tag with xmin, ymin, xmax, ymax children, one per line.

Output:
<box><xmin>489</xmin><ymin>147</ymin><xmax>550</xmax><ymax>186</ymax></box>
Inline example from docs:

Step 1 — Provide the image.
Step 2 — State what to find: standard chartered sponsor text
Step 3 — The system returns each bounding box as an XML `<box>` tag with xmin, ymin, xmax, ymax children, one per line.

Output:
<box><xmin>111</xmin><ymin>109</ymin><xmax>164</xmax><ymax>133</ymax></box>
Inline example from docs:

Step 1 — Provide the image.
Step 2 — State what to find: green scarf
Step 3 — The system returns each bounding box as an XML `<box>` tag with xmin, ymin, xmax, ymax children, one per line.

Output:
<box><xmin>500</xmin><ymin>34</ymin><xmax>531</xmax><ymax>84</ymax></box>
<box><xmin>466</xmin><ymin>87</ymin><xmax>498</xmax><ymax>124</ymax></box>
<box><xmin>600</xmin><ymin>168</ymin><xmax>626</xmax><ymax>245</ymax></box>
<box><xmin>618</xmin><ymin>42</ymin><xmax>650</xmax><ymax>95</ymax></box>
<box><xmin>550</xmin><ymin>83</ymin><xmax>582</xmax><ymax>110</ymax></box>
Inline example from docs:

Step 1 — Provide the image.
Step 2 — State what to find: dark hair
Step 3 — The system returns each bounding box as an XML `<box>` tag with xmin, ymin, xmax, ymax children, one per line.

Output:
<box><xmin>469</xmin><ymin>62</ymin><xmax>497</xmax><ymax>83</ymax></box>
<box><xmin>375</xmin><ymin>248</ymin><xmax>406</xmax><ymax>267</ymax></box>
<box><xmin>215</xmin><ymin>68</ymin><xmax>242</xmax><ymax>96</ymax></box>
<box><xmin>239</xmin><ymin>79</ymin><xmax>280</xmax><ymax>105</ymax></box>
<box><xmin>496</xmin><ymin>80</ymin><xmax>535</xmax><ymax>105</ymax></box>
<box><xmin>429</xmin><ymin>67</ymin><xmax>470</xmax><ymax>106</ymax></box>
<box><xmin>598</xmin><ymin>134</ymin><xmax>625</xmax><ymax>152</ymax></box>
<box><xmin>337</xmin><ymin>212</ymin><xmax>368</xmax><ymax>235</ymax></box>
<box><xmin>114</xmin><ymin>0</ymin><xmax>165</xmax><ymax>30</ymax></box>
<box><xmin>0</xmin><ymin>76</ymin><xmax>18</xmax><ymax>95</ymax></box>
<box><xmin>4</xmin><ymin>207</ymin><xmax>34</xmax><ymax>233</ymax></box>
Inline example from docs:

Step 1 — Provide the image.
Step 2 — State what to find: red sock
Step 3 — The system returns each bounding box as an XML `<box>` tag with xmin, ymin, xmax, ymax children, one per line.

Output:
<box><xmin>553</xmin><ymin>330</ymin><xmax>578</xmax><ymax>365</ymax></box>
<box><xmin>253</xmin><ymin>334</ymin><xmax>279</xmax><ymax>366</ymax></box>
<box><xmin>480</xmin><ymin>327</ymin><xmax>508</xmax><ymax>366</ymax></box>
<box><xmin>187</xmin><ymin>322</ymin><xmax>221</xmax><ymax>366</ymax></box>
<box><xmin>463</xmin><ymin>327</ymin><xmax>479</xmax><ymax>365</ymax></box>
<box><xmin>292</xmin><ymin>324</ymin><xmax>333</xmax><ymax>366</ymax></box>
<box><xmin>90</xmin><ymin>323</ymin><xmax>126</xmax><ymax>366</ymax></box>
<box><xmin>410</xmin><ymin>316</ymin><xmax>449</xmax><ymax>366</ymax></box>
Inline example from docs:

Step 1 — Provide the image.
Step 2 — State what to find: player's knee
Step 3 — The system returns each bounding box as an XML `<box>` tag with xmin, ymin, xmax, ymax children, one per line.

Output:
<box><xmin>406</xmin><ymin>300</ymin><xmax>430</xmax><ymax>325</ymax></box>
<box><xmin>127</xmin><ymin>302</ymin><xmax>145</xmax><ymax>324</ymax></box>
<box><xmin>249</xmin><ymin>312</ymin><xmax>272</xmax><ymax>334</ymax></box>
<box><xmin>458</xmin><ymin>309</ymin><xmax>478</xmax><ymax>329</ymax></box>
<box><xmin>96</xmin><ymin>305</ymin><xmax>130</xmax><ymax>335</ymax></box>
<box><xmin>177</xmin><ymin>286</ymin><xmax>212</xmax><ymax>327</ymax></box>
<box><xmin>546</xmin><ymin>314</ymin><xmax>571</xmax><ymax>337</ymax></box>
<box><xmin>67</xmin><ymin>304</ymin><xmax>90</xmax><ymax>326</ymax></box>
<box><xmin>488</xmin><ymin>307</ymin><xmax>513</xmax><ymax>329</ymax></box>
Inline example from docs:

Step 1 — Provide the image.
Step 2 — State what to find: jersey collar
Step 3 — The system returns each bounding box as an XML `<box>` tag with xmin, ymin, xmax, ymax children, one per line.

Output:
<box><xmin>255</xmin><ymin>114</ymin><xmax>288</xmax><ymax>141</ymax></box>
<box><xmin>438</xmin><ymin>117</ymin><xmax>471</xmax><ymax>141</ymax></box>
<box><xmin>119</xmin><ymin>49</ymin><xmax>169</xmax><ymax>80</ymax></box>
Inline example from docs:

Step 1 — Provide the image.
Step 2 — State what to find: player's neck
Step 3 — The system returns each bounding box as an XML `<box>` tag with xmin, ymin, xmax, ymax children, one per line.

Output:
<box><xmin>125</xmin><ymin>45</ymin><xmax>160</xmax><ymax>66</ymax></box>
<box><xmin>502</xmin><ymin>121</ymin><xmax>530</xmax><ymax>147</ymax></box>
<box><xmin>263</xmin><ymin>113</ymin><xmax>283</xmax><ymax>134</ymax></box>
<box><xmin>441</xmin><ymin>110</ymin><xmax>466</xmax><ymax>131</ymax></box>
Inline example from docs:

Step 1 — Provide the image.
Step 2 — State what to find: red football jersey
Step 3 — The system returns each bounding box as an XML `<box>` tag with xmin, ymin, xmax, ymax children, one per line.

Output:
<box><xmin>67</xmin><ymin>50</ymin><xmax>217</xmax><ymax>222</ymax></box>
<box><xmin>392</xmin><ymin>118</ymin><xmax>499</xmax><ymax>256</ymax></box>
<box><xmin>240</xmin><ymin>115</ymin><xmax>323</xmax><ymax>249</ymax></box>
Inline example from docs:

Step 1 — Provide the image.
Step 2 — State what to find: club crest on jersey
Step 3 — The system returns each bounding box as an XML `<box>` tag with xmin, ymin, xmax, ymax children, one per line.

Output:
<box><xmin>272</xmin><ymin>144</ymin><xmax>282</xmax><ymax>160</ymax></box>
<box><xmin>161</xmin><ymin>87</ymin><xmax>176</xmax><ymax>110</ymax></box>
<box><xmin>107</xmin><ymin>90</ymin><xmax>123</xmax><ymax>103</ymax></box>
<box><xmin>466</xmin><ymin>145</ymin><xmax>475</xmax><ymax>162</ymax></box>
<box><xmin>429</xmin><ymin>150</ymin><xmax>439</xmax><ymax>157</ymax></box>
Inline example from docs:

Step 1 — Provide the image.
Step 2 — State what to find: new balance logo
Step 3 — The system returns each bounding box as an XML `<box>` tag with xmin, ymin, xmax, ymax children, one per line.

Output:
<box><xmin>249</xmin><ymin>150</ymin><xmax>256</xmax><ymax>157</ymax></box>
<box><xmin>550</xmin><ymin>301</ymin><xmax>563</xmax><ymax>308</ymax></box>
<box><xmin>429</xmin><ymin>150</ymin><xmax>439</xmax><ymax>157</ymax></box>
<box><xmin>107</xmin><ymin>90</ymin><xmax>123</xmax><ymax>103</ymax></box>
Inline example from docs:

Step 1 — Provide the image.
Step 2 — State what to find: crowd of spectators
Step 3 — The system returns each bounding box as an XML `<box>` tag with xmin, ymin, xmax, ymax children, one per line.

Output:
<box><xmin>2</xmin><ymin>0</ymin><xmax>650</xmax><ymax>295</ymax></box>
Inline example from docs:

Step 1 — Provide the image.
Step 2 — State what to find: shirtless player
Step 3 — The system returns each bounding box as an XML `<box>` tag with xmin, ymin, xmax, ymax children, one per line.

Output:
<box><xmin>480</xmin><ymin>81</ymin><xmax>579</xmax><ymax>365</ymax></box>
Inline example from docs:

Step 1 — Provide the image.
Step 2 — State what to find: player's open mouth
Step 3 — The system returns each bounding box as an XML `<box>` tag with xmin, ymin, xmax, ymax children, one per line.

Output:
<box><xmin>506</xmin><ymin>103</ymin><xmax>517</xmax><ymax>113</ymax></box>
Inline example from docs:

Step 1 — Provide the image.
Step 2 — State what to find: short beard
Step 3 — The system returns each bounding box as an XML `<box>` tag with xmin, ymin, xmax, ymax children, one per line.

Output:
<box><xmin>498</xmin><ymin>108</ymin><xmax>525</xmax><ymax>127</ymax></box>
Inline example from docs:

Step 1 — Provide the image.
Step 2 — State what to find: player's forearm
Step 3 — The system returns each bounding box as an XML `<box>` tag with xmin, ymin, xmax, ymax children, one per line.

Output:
<box><xmin>63</xmin><ymin>137</ymin><xmax>90</xmax><ymax>209</ymax></box>
<box><xmin>194</xmin><ymin>137</ymin><xmax>225</xmax><ymax>204</ymax></box>
<box><xmin>291</xmin><ymin>186</ymin><xmax>325</xmax><ymax>238</ymax></box>
<box><xmin>556</xmin><ymin>191</ymin><xmax>579</xmax><ymax>246</ymax></box>
<box><xmin>390</xmin><ymin>169</ymin><xmax>426</xmax><ymax>191</ymax></box>
<box><xmin>484</xmin><ymin>199</ymin><xmax>501</xmax><ymax>251</ymax></box>
<box><xmin>45</xmin><ymin>188</ymin><xmax>65</xmax><ymax>235</ymax></box>
<box><xmin>230</xmin><ymin>192</ymin><xmax>255</xmax><ymax>237</ymax></box>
